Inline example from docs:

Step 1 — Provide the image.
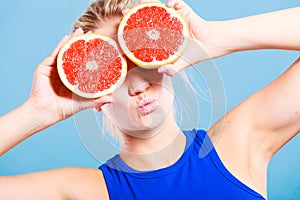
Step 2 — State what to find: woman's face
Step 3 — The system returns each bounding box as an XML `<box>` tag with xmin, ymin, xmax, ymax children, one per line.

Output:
<box><xmin>110</xmin><ymin>67</ymin><xmax>174</xmax><ymax>137</ymax></box>
<box><xmin>95</xmin><ymin>18</ymin><xmax>175</xmax><ymax>137</ymax></box>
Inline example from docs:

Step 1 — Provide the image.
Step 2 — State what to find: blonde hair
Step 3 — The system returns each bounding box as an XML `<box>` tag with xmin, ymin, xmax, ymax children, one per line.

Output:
<box><xmin>72</xmin><ymin>0</ymin><xmax>137</xmax><ymax>33</ymax></box>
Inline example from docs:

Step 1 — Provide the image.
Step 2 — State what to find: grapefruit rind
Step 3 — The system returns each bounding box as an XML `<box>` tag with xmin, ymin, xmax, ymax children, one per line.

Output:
<box><xmin>57</xmin><ymin>33</ymin><xmax>127</xmax><ymax>98</ymax></box>
<box><xmin>118</xmin><ymin>2</ymin><xmax>189</xmax><ymax>69</ymax></box>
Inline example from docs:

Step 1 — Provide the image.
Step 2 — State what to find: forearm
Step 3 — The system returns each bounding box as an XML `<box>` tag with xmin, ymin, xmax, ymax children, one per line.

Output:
<box><xmin>208</xmin><ymin>7</ymin><xmax>300</xmax><ymax>56</ymax></box>
<box><xmin>0</xmin><ymin>101</ymin><xmax>54</xmax><ymax>156</ymax></box>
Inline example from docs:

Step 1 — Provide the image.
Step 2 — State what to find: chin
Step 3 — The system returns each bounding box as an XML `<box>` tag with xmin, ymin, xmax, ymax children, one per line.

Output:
<box><xmin>120</xmin><ymin>109</ymin><xmax>168</xmax><ymax>138</ymax></box>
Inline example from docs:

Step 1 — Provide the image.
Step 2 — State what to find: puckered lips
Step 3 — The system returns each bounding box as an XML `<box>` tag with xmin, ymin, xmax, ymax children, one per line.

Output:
<box><xmin>138</xmin><ymin>96</ymin><xmax>158</xmax><ymax>115</ymax></box>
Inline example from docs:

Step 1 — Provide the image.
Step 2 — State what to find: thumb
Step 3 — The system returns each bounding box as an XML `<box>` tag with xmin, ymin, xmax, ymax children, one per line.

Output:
<box><xmin>93</xmin><ymin>95</ymin><xmax>115</xmax><ymax>112</ymax></box>
<box><xmin>158</xmin><ymin>65</ymin><xmax>178</xmax><ymax>76</ymax></box>
<box><xmin>122</xmin><ymin>8</ymin><xmax>130</xmax><ymax>15</ymax></box>
<box><xmin>158</xmin><ymin>56</ymin><xmax>191</xmax><ymax>76</ymax></box>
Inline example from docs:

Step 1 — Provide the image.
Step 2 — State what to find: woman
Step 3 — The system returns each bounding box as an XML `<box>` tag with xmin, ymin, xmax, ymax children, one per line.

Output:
<box><xmin>0</xmin><ymin>0</ymin><xmax>299</xmax><ymax>199</ymax></box>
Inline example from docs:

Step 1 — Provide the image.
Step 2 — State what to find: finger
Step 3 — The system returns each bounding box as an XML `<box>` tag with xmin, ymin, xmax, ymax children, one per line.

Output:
<box><xmin>94</xmin><ymin>95</ymin><xmax>115</xmax><ymax>104</ymax></box>
<box><xmin>158</xmin><ymin>62</ymin><xmax>183</xmax><ymax>76</ymax></box>
<box><xmin>72</xmin><ymin>28</ymin><xmax>84</xmax><ymax>37</ymax></box>
<box><xmin>93</xmin><ymin>106</ymin><xmax>103</xmax><ymax>112</ymax></box>
<box><xmin>122</xmin><ymin>8</ymin><xmax>130</xmax><ymax>15</ymax></box>
<box><xmin>93</xmin><ymin>95</ymin><xmax>115</xmax><ymax>112</ymax></box>
<box><xmin>41</xmin><ymin>28</ymin><xmax>84</xmax><ymax>67</ymax></box>
<box><xmin>40</xmin><ymin>35</ymin><xmax>71</xmax><ymax>66</ymax></box>
<box><xmin>72</xmin><ymin>94</ymin><xmax>114</xmax><ymax>113</ymax></box>
<box><xmin>166</xmin><ymin>0</ymin><xmax>175</xmax><ymax>7</ymax></box>
<box><xmin>158</xmin><ymin>66</ymin><xmax>173</xmax><ymax>76</ymax></box>
<box><xmin>167</xmin><ymin>0</ymin><xmax>190</xmax><ymax>13</ymax></box>
<box><xmin>139</xmin><ymin>0</ymin><xmax>160</xmax><ymax>3</ymax></box>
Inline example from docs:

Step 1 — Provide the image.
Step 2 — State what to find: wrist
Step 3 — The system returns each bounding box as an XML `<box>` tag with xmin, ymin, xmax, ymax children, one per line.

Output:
<box><xmin>23</xmin><ymin>99</ymin><xmax>58</xmax><ymax>135</ymax></box>
<box><xmin>188</xmin><ymin>19</ymin><xmax>237</xmax><ymax>60</ymax></box>
<box><xmin>204</xmin><ymin>21</ymin><xmax>239</xmax><ymax>59</ymax></box>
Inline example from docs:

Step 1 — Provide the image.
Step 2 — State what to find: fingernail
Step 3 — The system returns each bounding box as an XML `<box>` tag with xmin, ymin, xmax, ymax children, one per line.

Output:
<box><xmin>122</xmin><ymin>9</ymin><xmax>129</xmax><ymax>15</ymax></box>
<box><xmin>158</xmin><ymin>68</ymin><xmax>168</xmax><ymax>74</ymax></box>
<box><xmin>75</xmin><ymin>28</ymin><xmax>83</xmax><ymax>34</ymax></box>
<box><xmin>167</xmin><ymin>0</ymin><xmax>175</xmax><ymax>7</ymax></box>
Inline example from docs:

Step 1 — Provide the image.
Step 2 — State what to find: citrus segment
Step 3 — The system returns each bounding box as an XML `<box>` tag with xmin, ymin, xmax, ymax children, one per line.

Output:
<box><xmin>57</xmin><ymin>33</ymin><xmax>127</xmax><ymax>98</ymax></box>
<box><xmin>118</xmin><ymin>2</ymin><xmax>189</xmax><ymax>68</ymax></box>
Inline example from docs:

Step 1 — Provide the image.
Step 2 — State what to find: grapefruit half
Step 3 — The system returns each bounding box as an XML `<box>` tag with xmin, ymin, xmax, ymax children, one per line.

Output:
<box><xmin>118</xmin><ymin>2</ymin><xmax>189</xmax><ymax>69</ymax></box>
<box><xmin>57</xmin><ymin>33</ymin><xmax>127</xmax><ymax>98</ymax></box>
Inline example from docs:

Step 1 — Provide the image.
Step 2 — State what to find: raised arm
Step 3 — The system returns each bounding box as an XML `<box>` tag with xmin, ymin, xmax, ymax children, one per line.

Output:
<box><xmin>160</xmin><ymin>2</ymin><xmax>300</xmax><ymax>74</ymax></box>
<box><xmin>168</xmin><ymin>0</ymin><xmax>300</xmax><ymax>149</ymax></box>
<box><xmin>0</xmin><ymin>35</ymin><xmax>70</xmax><ymax>156</ymax></box>
<box><xmin>209</xmin><ymin>7</ymin><xmax>300</xmax><ymax>55</ymax></box>
<box><xmin>0</xmin><ymin>29</ymin><xmax>112</xmax><ymax>156</ymax></box>
<box><xmin>0</xmin><ymin>30</ymin><xmax>111</xmax><ymax>199</ymax></box>
<box><xmin>161</xmin><ymin>1</ymin><xmax>300</xmax><ymax>196</ymax></box>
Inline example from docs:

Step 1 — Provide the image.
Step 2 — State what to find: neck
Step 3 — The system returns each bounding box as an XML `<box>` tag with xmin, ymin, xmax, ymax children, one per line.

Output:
<box><xmin>119</xmin><ymin>115</ymin><xmax>186</xmax><ymax>171</ymax></box>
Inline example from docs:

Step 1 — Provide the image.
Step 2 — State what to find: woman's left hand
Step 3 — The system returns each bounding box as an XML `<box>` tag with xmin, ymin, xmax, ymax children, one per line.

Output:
<box><xmin>157</xmin><ymin>0</ymin><xmax>214</xmax><ymax>76</ymax></box>
<box><xmin>136</xmin><ymin>0</ymin><xmax>214</xmax><ymax>76</ymax></box>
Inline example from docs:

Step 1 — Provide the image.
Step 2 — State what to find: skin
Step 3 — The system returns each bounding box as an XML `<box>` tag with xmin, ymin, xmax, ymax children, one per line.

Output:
<box><xmin>108</xmin><ymin>68</ymin><xmax>174</xmax><ymax>135</ymax></box>
<box><xmin>0</xmin><ymin>0</ymin><xmax>300</xmax><ymax>199</ymax></box>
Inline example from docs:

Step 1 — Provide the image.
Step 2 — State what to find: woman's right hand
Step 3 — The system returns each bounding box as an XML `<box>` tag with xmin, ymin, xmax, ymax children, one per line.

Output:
<box><xmin>27</xmin><ymin>29</ymin><xmax>113</xmax><ymax>125</ymax></box>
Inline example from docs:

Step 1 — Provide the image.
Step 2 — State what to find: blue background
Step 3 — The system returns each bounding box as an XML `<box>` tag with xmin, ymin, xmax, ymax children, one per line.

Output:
<box><xmin>0</xmin><ymin>0</ymin><xmax>300</xmax><ymax>199</ymax></box>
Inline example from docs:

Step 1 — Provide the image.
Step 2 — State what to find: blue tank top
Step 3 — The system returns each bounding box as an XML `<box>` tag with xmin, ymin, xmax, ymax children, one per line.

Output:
<box><xmin>99</xmin><ymin>129</ymin><xmax>265</xmax><ymax>200</ymax></box>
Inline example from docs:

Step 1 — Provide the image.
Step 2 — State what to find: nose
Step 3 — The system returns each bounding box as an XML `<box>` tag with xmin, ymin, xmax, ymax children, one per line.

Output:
<box><xmin>130</xmin><ymin>82</ymin><xmax>150</xmax><ymax>96</ymax></box>
<box><xmin>127</xmin><ymin>67</ymin><xmax>151</xmax><ymax>96</ymax></box>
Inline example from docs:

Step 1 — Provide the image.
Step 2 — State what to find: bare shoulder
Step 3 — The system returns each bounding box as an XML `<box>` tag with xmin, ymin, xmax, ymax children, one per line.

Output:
<box><xmin>0</xmin><ymin>167</ymin><xmax>109</xmax><ymax>200</ymax></box>
<box><xmin>64</xmin><ymin>167</ymin><xmax>109</xmax><ymax>200</ymax></box>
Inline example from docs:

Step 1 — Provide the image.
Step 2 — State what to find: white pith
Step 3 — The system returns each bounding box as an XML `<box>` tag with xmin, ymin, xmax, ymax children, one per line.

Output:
<box><xmin>86</xmin><ymin>61</ymin><xmax>99</xmax><ymax>70</ymax></box>
<box><xmin>147</xmin><ymin>29</ymin><xmax>160</xmax><ymax>40</ymax></box>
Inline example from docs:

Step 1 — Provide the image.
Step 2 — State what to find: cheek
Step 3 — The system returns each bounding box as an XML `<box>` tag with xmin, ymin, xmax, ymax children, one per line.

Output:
<box><xmin>154</xmin><ymin>78</ymin><xmax>174</xmax><ymax>107</ymax></box>
<box><xmin>127</xmin><ymin>100</ymin><xmax>138</xmax><ymax>118</ymax></box>
<box><xmin>110</xmin><ymin>95</ymin><xmax>139</xmax><ymax>127</ymax></box>
<box><xmin>160</xmin><ymin>87</ymin><xmax>174</xmax><ymax>110</ymax></box>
